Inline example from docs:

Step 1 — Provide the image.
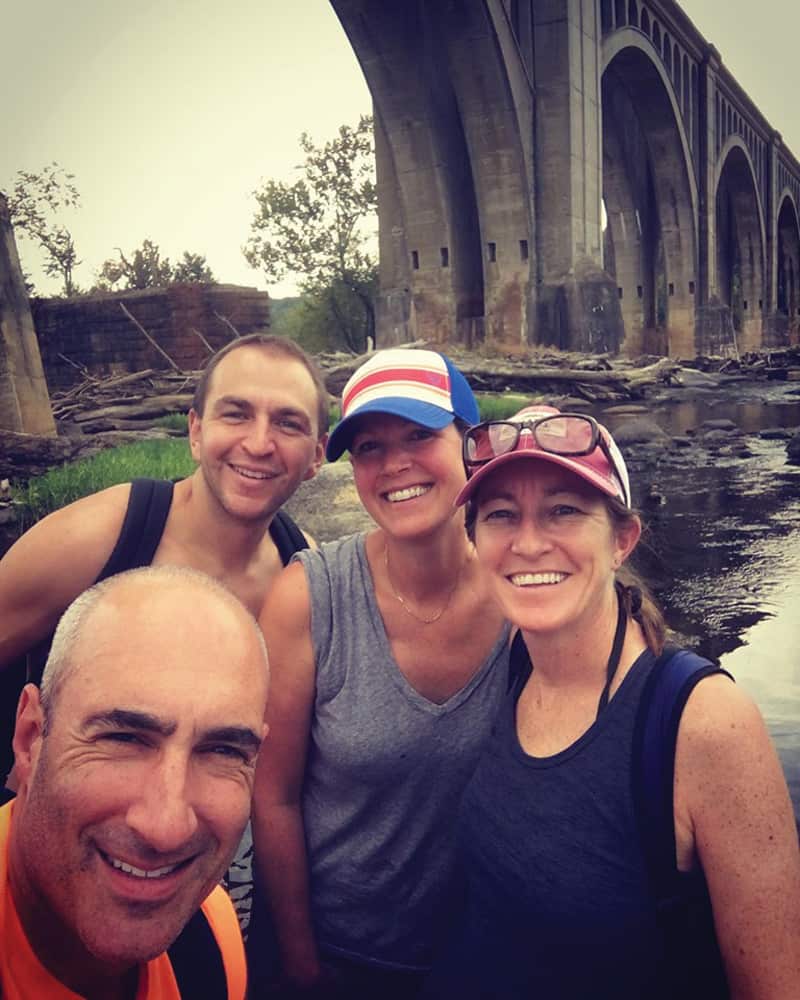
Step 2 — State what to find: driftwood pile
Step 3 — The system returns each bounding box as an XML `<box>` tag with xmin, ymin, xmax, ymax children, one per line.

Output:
<box><xmin>323</xmin><ymin>349</ymin><xmax>680</xmax><ymax>402</ymax></box>
<box><xmin>51</xmin><ymin>369</ymin><xmax>196</xmax><ymax>433</ymax></box>
<box><xmin>49</xmin><ymin>349</ymin><xmax>684</xmax><ymax>435</ymax></box>
<box><xmin>47</xmin><ymin>341</ymin><xmax>800</xmax><ymax>435</ymax></box>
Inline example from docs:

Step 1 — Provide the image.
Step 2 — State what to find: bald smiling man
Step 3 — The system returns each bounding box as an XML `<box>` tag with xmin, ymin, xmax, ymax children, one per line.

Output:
<box><xmin>0</xmin><ymin>566</ymin><xmax>269</xmax><ymax>1000</ymax></box>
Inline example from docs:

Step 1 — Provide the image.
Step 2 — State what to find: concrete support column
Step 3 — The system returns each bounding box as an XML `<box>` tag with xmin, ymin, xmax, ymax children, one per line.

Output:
<box><xmin>532</xmin><ymin>0</ymin><xmax>622</xmax><ymax>352</ymax></box>
<box><xmin>694</xmin><ymin>45</ymin><xmax>730</xmax><ymax>354</ymax></box>
<box><xmin>763</xmin><ymin>132</ymin><xmax>790</xmax><ymax>348</ymax></box>
<box><xmin>0</xmin><ymin>195</ymin><xmax>56</xmax><ymax>436</ymax></box>
<box><xmin>696</xmin><ymin>46</ymin><xmax>719</xmax><ymax>309</ymax></box>
<box><xmin>765</xmin><ymin>132</ymin><xmax>781</xmax><ymax>314</ymax></box>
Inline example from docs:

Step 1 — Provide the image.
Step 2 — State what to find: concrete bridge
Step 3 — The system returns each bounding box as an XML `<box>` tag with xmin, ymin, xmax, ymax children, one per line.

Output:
<box><xmin>332</xmin><ymin>0</ymin><xmax>800</xmax><ymax>357</ymax></box>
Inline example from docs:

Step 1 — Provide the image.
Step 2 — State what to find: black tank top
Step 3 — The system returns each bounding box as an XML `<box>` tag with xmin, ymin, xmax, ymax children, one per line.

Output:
<box><xmin>26</xmin><ymin>478</ymin><xmax>308</xmax><ymax>685</ymax></box>
<box><xmin>427</xmin><ymin>648</ymin><xmax>728</xmax><ymax>999</ymax></box>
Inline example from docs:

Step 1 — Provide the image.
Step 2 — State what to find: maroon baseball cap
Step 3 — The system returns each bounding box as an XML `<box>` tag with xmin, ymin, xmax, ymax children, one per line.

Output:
<box><xmin>455</xmin><ymin>405</ymin><xmax>631</xmax><ymax>507</ymax></box>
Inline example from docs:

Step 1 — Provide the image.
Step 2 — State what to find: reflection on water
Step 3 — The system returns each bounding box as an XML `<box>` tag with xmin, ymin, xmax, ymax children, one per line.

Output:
<box><xmin>598</xmin><ymin>387</ymin><xmax>800</xmax><ymax>822</ymax></box>
<box><xmin>648</xmin><ymin>396</ymin><xmax>800</xmax><ymax>436</ymax></box>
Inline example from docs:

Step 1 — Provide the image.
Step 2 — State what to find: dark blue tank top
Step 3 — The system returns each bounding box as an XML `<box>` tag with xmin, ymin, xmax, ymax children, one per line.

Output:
<box><xmin>427</xmin><ymin>649</ymin><xmax>715</xmax><ymax>999</ymax></box>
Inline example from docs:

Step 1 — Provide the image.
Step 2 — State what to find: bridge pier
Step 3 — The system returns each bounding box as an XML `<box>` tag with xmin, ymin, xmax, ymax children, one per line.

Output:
<box><xmin>532</xmin><ymin>0</ymin><xmax>625</xmax><ymax>354</ymax></box>
<box><xmin>0</xmin><ymin>195</ymin><xmax>55</xmax><ymax>436</ymax></box>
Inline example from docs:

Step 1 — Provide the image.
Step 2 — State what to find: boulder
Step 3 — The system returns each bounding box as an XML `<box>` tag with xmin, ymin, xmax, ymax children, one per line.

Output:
<box><xmin>786</xmin><ymin>432</ymin><xmax>800</xmax><ymax>466</ymax></box>
<box><xmin>613</xmin><ymin>418</ymin><xmax>671</xmax><ymax>447</ymax></box>
<box><xmin>699</xmin><ymin>419</ymin><xmax>739</xmax><ymax>433</ymax></box>
<box><xmin>284</xmin><ymin>462</ymin><xmax>373</xmax><ymax>544</ymax></box>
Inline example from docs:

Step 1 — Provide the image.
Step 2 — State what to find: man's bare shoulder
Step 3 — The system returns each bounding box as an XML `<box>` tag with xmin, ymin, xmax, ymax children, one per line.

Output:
<box><xmin>0</xmin><ymin>483</ymin><xmax>134</xmax><ymax>667</ymax></box>
<box><xmin>13</xmin><ymin>482</ymin><xmax>133</xmax><ymax>554</ymax></box>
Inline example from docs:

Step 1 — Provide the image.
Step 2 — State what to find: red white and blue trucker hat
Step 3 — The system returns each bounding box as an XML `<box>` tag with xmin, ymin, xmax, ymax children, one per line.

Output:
<box><xmin>326</xmin><ymin>348</ymin><xmax>480</xmax><ymax>461</ymax></box>
<box><xmin>455</xmin><ymin>405</ymin><xmax>631</xmax><ymax>508</ymax></box>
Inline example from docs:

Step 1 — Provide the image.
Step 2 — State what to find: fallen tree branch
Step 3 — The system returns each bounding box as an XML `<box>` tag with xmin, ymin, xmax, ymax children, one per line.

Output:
<box><xmin>58</xmin><ymin>353</ymin><xmax>98</xmax><ymax>381</ymax></box>
<box><xmin>119</xmin><ymin>303</ymin><xmax>182</xmax><ymax>373</ymax></box>
<box><xmin>71</xmin><ymin>393</ymin><xmax>194</xmax><ymax>423</ymax></box>
<box><xmin>189</xmin><ymin>326</ymin><xmax>214</xmax><ymax>354</ymax></box>
<box><xmin>214</xmin><ymin>312</ymin><xmax>241</xmax><ymax>340</ymax></box>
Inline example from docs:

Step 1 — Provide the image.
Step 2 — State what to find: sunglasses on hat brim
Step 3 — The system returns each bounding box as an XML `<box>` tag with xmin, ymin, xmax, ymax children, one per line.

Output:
<box><xmin>463</xmin><ymin>412</ymin><xmax>629</xmax><ymax>506</ymax></box>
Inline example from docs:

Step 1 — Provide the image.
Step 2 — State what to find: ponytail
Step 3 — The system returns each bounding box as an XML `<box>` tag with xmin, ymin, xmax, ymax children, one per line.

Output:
<box><xmin>615</xmin><ymin>567</ymin><xmax>667</xmax><ymax>655</ymax></box>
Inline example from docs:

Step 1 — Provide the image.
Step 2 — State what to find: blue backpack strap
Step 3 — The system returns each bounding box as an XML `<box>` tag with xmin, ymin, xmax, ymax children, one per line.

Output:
<box><xmin>632</xmin><ymin>645</ymin><xmax>729</xmax><ymax>897</ymax></box>
<box><xmin>167</xmin><ymin>907</ymin><xmax>228</xmax><ymax>998</ymax></box>
<box><xmin>632</xmin><ymin>647</ymin><xmax>734</xmax><ymax>998</ymax></box>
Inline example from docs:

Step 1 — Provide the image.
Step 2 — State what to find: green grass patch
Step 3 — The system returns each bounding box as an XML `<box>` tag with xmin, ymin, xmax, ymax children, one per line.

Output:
<box><xmin>152</xmin><ymin>412</ymin><xmax>189</xmax><ymax>432</ymax></box>
<box><xmin>13</xmin><ymin>438</ymin><xmax>195</xmax><ymax>526</ymax></box>
<box><xmin>476</xmin><ymin>393</ymin><xmax>532</xmax><ymax>421</ymax></box>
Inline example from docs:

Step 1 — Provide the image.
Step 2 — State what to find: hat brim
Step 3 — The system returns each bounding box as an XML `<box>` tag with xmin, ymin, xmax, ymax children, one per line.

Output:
<box><xmin>455</xmin><ymin>449</ymin><xmax>626</xmax><ymax>506</ymax></box>
<box><xmin>326</xmin><ymin>398</ymin><xmax>456</xmax><ymax>461</ymax></box>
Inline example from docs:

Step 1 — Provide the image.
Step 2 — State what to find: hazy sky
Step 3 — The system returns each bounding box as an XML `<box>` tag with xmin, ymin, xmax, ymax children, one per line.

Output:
<box><xmin>2</xmin><ymin>0</ymin><xmax>797</xmax><ymax>297</ymax></box>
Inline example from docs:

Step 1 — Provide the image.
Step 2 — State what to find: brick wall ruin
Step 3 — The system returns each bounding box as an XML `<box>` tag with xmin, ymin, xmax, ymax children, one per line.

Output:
<box><xmin>31</xmin><ymin>283</ymin><xmax>270</xmax><ymax>391</ymax></box>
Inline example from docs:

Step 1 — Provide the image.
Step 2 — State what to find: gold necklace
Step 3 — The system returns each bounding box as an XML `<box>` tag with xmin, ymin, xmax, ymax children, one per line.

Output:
<box><xmin>383</xmin><ymin>544</ymin><xmax>463</xmax><ymax>625</ymax></box>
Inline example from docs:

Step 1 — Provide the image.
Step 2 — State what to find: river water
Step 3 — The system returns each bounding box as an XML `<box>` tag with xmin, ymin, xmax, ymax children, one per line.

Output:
<box><xmin>598</xmin><ymin>381</ymin><xmax>800</xmax><ymax>821</ymax></box>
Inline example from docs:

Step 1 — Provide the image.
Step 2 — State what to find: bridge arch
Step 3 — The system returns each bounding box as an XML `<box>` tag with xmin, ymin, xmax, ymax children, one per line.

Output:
<box><xmin>601</xmin><ymin>30</ymin><xmax>698</xmax><ymax>356</ymax></box>
<box><xmin>714</xmin><ymin>137</ymin><xmax>766</xmax><ymax>352</ymax></box>
<box><xmin>776</xmin><ymin>190</ymin><xmax>800</xmax><ymax>344</ymax></box>
<box><xmin>334</xmin><ymin>1</ymin><xmax>532</xmax><ymax>348</ymax></box>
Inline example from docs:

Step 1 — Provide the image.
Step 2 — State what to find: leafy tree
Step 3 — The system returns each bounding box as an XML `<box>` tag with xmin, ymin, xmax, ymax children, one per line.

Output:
<box><xmin>245</xmin><ymin>115</ymin><xmax>377</xmax><ymax>353</ymax></box>
<box><xmin>96</xmin><ymin>240</ymin><xmax>173</xmax><ymax>290</ymax></box>
<box><xmin>5</xmin><ymin>163</ymin><xmax>81</xmax><ymax>296</ymax></box>
<box><xmin>96</xmin><ymin>240</ymin><xmax>215</xmax><ymax>290</ymax></box>
<box><xmin>173</xmin><ymin>251</ymin><xmax>215</xmax><ymax>283</ymax></box>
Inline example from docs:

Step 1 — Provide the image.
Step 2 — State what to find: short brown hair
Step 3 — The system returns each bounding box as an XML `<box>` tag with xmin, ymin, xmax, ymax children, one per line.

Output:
<box><xmin>192</xmin><ymin>334</ymin><xmax>329</xmax><ymax>437</ymax></box>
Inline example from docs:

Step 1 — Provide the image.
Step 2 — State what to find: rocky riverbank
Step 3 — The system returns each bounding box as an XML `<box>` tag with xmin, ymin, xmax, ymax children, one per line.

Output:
<box><xmin>3</xmin><ymin>344</ymin><xmax>800</xmax><ymax>553</ymax></box>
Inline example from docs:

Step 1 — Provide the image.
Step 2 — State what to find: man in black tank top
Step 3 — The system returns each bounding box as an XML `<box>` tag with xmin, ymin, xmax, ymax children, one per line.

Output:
<box><xmin>0</xmin><ymin>333</ymin><xmax>328</xmax><ymax>783</ymax></box>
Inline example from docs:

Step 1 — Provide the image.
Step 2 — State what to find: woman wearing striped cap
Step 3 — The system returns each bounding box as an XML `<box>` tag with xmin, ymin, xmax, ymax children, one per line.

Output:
<box><xmin>252</xmin><ymin>349</ymin><xmax>509</xmax><ymax>997</ymax></box>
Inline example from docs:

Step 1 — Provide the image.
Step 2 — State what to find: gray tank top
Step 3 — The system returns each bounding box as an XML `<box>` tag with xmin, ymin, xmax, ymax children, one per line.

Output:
<box><xmin>295</xmin><ymin>533</ymin><xmax>511</xmax><ymax>970</ymax></box>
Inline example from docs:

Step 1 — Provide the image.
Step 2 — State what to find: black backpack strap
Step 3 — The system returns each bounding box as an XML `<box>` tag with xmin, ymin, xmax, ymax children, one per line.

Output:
<box><xmin>632</xmin><ymin>645</ymin><xmax>732</xmax><ymax>899</ymax></box>
<box><xmin>25</xmin><ymin>479</ymin><xmax>175</xmax><ymax>686</ymax></box>
<box><xmin>168</xmin><ymin>907</ymin><xmax>228</xmax><ymax>998</ymax></box>
<box><xmin>269</xmin><ymin>509</ymin><xmax>309</xmax><ymax>566</ymax></box>
<box><xmin>97</xmin><ymin>479</ymin><xmax>175</xmax><ymax>580</ymax></box>
<box><xmin>507</xmin><ymin>629</ymin><xmax>533</xmax><ymax>694</ymax></box>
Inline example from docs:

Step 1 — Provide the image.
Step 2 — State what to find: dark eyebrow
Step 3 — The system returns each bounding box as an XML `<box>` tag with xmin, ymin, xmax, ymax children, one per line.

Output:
<box><xmin>82</xmin><ymin>709</ymin><xmax>177</xmax><ymax>736</ymax></box>
<box><xmin>211</xmin><ymin>394</ymin><xmax>251</xmax><ymax>412</ymax></box>
<box><xmin>479</xmin><ymin>489</ymin><xmax>515</xmax><ymax>504</ymax></box>
<box><xmin>479</xmin><ymin>485</ymin><xmax>587</xmax><ymax>503</ymax></box>
<box><xmin>202</xmin><ymin>726</ymin><xmax>263</xmax><ymax>754</ymax></box>
<box><xmin>273</xmin><ymin>406</ymin><xmax>311</xmax><ymax>426</ymax></box>
<box><xmin>82</xmin><ymin>713</ymin><xmax>262</xmax><ymax>753</ymax></box>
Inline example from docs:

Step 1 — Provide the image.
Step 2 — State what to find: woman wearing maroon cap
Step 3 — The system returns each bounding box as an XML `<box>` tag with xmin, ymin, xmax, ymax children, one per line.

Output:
<box><xmin>425</xmin><ymin>406</ymin><xmax>800</xmax><ymax>999</ymax></box>
<box><xmin>251</xmin><ymin>349</ymin><xmax>509</xmax><ymax>997</ymax></box>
